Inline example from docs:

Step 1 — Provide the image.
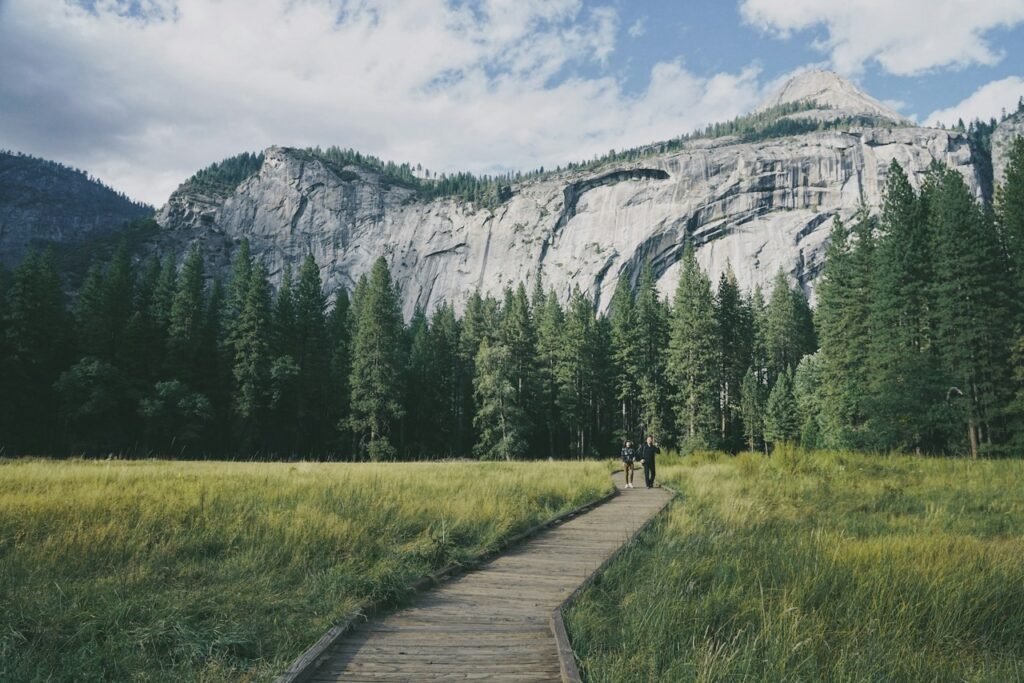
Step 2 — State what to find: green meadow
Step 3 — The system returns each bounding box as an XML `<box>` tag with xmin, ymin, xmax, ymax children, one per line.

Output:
<box><xmin>567</xmin><ymin>449</ymin><xmax>1024</xmax><ymax>682</ymax></box>
<box><xmin>5</xmin><ymin>453</ymin><xmax>1023</xmax><ymax>682</ymax></box>
<box><xmin>0</xmin><ymin>459</ymin><xmax>610</xmax><ymax>682</ymax></box>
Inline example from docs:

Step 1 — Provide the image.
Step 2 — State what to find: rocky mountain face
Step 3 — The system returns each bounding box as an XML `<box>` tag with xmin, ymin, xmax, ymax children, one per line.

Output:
<box><xmin>155</xmin><ymin>71</ymin><xmax>999</xmax><ymax>317</ymax></box>
<box><xmin>758</xmin><ymin>69</ymin><xmax>909</xmax><ymax>125</ymax></box>
<box><xmin>0</xmin><ymin>152</ymin><xmax>153</xmax><ymax>268</ymax></box>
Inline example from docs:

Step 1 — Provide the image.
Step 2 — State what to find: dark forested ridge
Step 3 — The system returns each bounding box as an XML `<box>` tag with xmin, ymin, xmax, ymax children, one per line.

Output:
<box><xmin>3</xmin><ymin>138</ymin><xmax>1024</xmax><ymax>460</ymax></box>
<box><xmin>0</xmin><ymin>151</ymin><xmax>154</xmax><ymax>268</ymax></box>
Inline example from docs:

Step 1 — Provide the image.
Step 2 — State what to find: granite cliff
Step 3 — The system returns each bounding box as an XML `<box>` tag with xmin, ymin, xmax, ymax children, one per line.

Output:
<box><xmin>156</xmin><ymin>71</ymin><xmax>996</xmax><ymax>315</ymax></box>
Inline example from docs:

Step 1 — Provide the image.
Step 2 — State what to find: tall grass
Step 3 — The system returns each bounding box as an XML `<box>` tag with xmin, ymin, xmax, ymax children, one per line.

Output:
<box><xmin>0</xmin><ymin>459</ymin><xmax>611</xmax><ymax>682</ymax></box>
<box><xmin>567</xmin><ymin>449</ymin><xmax>1024</xmax><ymax>681</ymax></box>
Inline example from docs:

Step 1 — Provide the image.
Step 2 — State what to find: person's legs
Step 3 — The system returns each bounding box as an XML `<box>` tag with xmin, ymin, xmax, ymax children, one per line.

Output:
<box><xmin>624</xmin><ymin>462</ymin><xmax>633</xmax><ymax>486</ymax></box>
<box><xmin>644</xmin><ymin>460</ymin><xmax>654</xmax><ymax>488</ymax></box>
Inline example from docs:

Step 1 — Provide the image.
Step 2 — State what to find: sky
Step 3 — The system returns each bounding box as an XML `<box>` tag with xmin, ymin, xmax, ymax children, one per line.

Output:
<box><xmin>1</xmin><ymin>0</ymin><xmax>1023</xmax><ymax>206</ymax></box>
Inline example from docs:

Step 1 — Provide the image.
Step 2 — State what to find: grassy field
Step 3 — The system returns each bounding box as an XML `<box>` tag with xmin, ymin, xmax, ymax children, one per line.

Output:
<box><xmin>567</xmin><ymin>448</ymin><xmax>1024</xmax><ymax>682</ymax></box>
<box><xmin>0</xmin><ymin>459</ymin><xmax>611</xmax><ymax>682</ymax></box>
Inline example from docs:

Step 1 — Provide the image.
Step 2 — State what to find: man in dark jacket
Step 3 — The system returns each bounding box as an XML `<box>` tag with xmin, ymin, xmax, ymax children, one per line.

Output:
<box><xmin>637</xmin><ymin>435</ymin><xmax>660</xmax><ymax>488</ymax></box>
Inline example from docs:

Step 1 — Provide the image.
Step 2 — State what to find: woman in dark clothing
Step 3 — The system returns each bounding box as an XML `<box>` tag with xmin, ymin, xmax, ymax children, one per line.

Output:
<box><xmin>620</xmin><ymin>440</ymin><xmax>637</xmax><ymax>488</ymax></box>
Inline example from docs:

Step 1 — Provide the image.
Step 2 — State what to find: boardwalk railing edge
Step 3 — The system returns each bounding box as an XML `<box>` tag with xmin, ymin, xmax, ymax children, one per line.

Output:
<box><xmin>550</xmin><ymin>481</ymin><xmax>680</xmax><ymax>683</ymax></box>
<box><xmin>275</xmin><ymin>479</ymin><xmax>621</xmax><ymax>683</ymax></box>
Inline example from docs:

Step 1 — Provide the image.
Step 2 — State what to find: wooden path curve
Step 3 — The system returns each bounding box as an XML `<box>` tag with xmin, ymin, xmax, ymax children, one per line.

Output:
<box><xmin>289</xmin><ymin>473</ymin><xmax>673</xmax><ymax>682</ymax></box>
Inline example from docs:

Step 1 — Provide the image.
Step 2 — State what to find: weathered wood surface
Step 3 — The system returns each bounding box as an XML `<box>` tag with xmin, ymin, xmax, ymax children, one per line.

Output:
<box><xmin>303</xmin><ymin>473</ymin><xmax>672</xmax><ymax>682</ymax></box>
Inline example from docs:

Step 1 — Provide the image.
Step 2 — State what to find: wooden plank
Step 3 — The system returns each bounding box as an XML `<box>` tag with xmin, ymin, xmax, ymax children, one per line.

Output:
<box><xmin>282</xmin><ymin>473</ymin><xmax>674</xmax><ymax>683</ymax></box>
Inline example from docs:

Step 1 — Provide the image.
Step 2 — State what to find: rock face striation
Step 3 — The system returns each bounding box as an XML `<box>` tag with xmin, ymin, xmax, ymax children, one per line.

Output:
<box><xmin>0</xmin><ymin>152</ymin><xmax>153</xmax><ymax>268</ymax></box>
<box><xmin>154</xmin><ymin>71</ymin><xmax>988</xmax><ymax>317</ymax></box>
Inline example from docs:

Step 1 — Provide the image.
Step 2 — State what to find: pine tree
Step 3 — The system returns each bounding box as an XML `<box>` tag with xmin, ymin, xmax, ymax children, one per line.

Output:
<box><xmin>740</xmin><ymin>366</ymin><xmax>766</xmax><ymax>452</ymax></box>
<box><xmin>535</xmin><ymin>290</ymin><xmax>565</xmax><ymax>457</ymax></box>
<box><xmin>292</xmin><ymin>255</ymin><xmax>330</xmax><ymax>454</ymax></box>
<box><xmin>865</xmin><ymin>162</ymin><xmax>943</xmax><ymax>452</ymax></box>
<box><xmin>122</xmin><ymin>257</ymin><xmax>164</xmax><ymax>391</ymax></box>
<box><xmin>64</xmin><ymin>248</ymin><xmax>135</xmax><ymax>452</ymax></box>
<box><xmin>815</xmin><ymin>211</ymin><xmax>876</xmax><ymax>448</ymax></box>
<box><xmin>404</xmin><ymin>305</ymin><xmax>436</xmax><ymax>457</ymax></box>
<box><xmin>73</xmin><ymin>243</ymin><xmax>134</xmax><ymax>365</ymax></box>
<box><xmin>609</xmin><ymin>275</ymin><xmax>641</xmax><ymax>443</ymax></box>
<box><xmin>151</xmin><ymin>253</ymin><xmax>178</xmax><ymax>346</ymax></box>
<box><xmin>473</xmin><ymin>340</ymin><xmax>528</xmax><ymax>460</ymax></box>
<box><xmin>327</xmin><ymin>289</ymin><xmax>353</xmax><ymax>455</ymax></box>
<box><xmin>74</xmin><ymin>265</ymin><xmax>108</xmax><ymax>358</ymax></box>
<box><xmin>223</xmin><ymin>240</ymin><xmax>253</xmax><ymax>358</ymax></box>
<box><xmin>102</xmin><ymin>242</ymin><xmax>135</xmax><ymax>366</ymax></box>
<box><xmin>764</xmin><ymin>368</ymin><xmax>799</xmax><ymax>448</ymax></box>
<box><xmin>167</xmin><ymin>246</ymin><xmax>207</xmax><ymax>387</ymax></box>
<box><xmin>273</xmin><ymin>264</ymin><xmax>296</xmax><ymax>357</ymax></box>
<box><xmin>268</xmin><ymin>265</ymin><xmax>298</xmax><ymax>453</ymax></box>
<box><xmin>591</xmin><ymin>314</ymin><xmax>616</xmax><ymax>454</ymax></box>
<box><xmin>2</xmin><ymin>250</ymin><xmax>71</xmax><ymax>453</ymax></box>
<box><xmin>349</xmin><ymin>257</ymin><xmax>406</xmax><ymax>460</ymax></box>
<box><xmin>793</xmin><ymin>352</ymin><xmax>824</xmax><ymax>449</ymax></box>
<box><xmin>765</xmin><ymin>270</ymin><xmax>814</xmax><ymax>384</ymax></box>
<box><xmin>666</xmin><ymin>247</ymin><xmax>719</xmax><ymax>449</ymax></box>
<box><xmin>714</xmin><ymin>265</ymin><xmax>752</xmax><ymax>449</ymax></box>
<box><xmin>226</xmin><ymin>240</ymin><xmax>253</xmax><ymax>316</ymax></box>
<box><xmin>556</xmin><ymin>288</ymin><xmax>600</xmax><ymax>457</ymax></box>
<box><xmin>634</xmin><ymin>262</ymin><xmax>671</xmax><ymax>440</ymax></box>
<box><xmin>530</xmin><ymin>271</ymin><xmax>547</xmax><ymax>318</ymax></box>
<box><xmin>429</xmin><ymin>302</ymin><xmax>463</xmax><ymax>457</ymax></box>
<box><xmin>749</xmin><ymin>285</ymin><xmax>769</xmax><ymax>384</ymax></box>
<box><xmin>928</xmin><ymin>165</ymin><xmax>1013</xmax><ymax>457</ymax></box>
<box><xmin>997</xmin><ymin>136</ymin><xmax>1024</xmax><ymax>449</ymax></box>
<box><xmin>201</xmin><ymin>278</ymin><xmax>230</xmax><ymax>452</ymax></box>
<box><xmin>458</xmin><ymin>290</ymin><xmax>499</xmax><ymax>452</ymax></box>
<box><xmin>500</xmin><ymin>283</ymin><xmax>538</xmax><ymax>449</ymax></box>
<box><xmin>233</xmin><ymin>261</ymin><xmax>273</xmax><ymax>453</ymax></box>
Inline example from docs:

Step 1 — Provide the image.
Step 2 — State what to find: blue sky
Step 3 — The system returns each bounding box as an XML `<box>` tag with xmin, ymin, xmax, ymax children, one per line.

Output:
<box><xmin>599</xmin><ymin>0</ymin><xmax>1024</xmax><ymax>121</ymax></box>
<box><xmin>1</xmin><ymin>0</ymin><xmax>1023</xmax><ymax>205</ymax></box>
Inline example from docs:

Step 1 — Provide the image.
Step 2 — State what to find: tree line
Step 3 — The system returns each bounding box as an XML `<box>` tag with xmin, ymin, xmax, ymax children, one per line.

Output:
<box><xmin>810</xmin><ymin>137</ymin><xmax>1024</xmax><ymax>458</ymax></box>
<box><xmin>2</xmin><ymin>139</ymin><xmax>1023</xmax><ymax>460</ymax></box>
<box><xmin>0</xmin><ymin>239</ymin><xmax>816</xmax><ymax>459</ymax></box>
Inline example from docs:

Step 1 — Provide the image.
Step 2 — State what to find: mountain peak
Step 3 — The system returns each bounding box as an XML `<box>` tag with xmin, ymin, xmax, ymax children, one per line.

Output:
<box><xmin>760</xmin><ymin>69</ymin><xmax>908</xmax><ymax>123</ymax></box>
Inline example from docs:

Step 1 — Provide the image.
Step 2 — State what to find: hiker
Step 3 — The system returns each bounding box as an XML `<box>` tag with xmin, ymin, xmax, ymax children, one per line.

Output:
<box><xmin>637</xmin><ymin>435</ymin><xmax>660</xmax><ymax>488</ymax></box>
<box><xmin>620</xmin><ymin>440</ymin><xmax>637</xmax><ymax>488</ymax></box>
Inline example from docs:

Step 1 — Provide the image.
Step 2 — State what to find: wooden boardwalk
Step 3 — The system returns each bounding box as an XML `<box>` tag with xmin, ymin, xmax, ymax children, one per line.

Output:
<box><xmin>301</xmin><ymin>474</ymin><xmax>673</xmax><ymax>682</ymax></box>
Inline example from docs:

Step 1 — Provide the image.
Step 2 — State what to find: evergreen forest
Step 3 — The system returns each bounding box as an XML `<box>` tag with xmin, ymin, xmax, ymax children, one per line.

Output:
<box><xmin>3</xmin><ymin>138</ymin><xmax>1024</xmax><ymax>460</ymax></box>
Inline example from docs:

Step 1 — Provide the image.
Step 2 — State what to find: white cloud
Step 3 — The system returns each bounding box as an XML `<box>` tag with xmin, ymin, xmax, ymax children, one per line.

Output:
<box><xmin>882</xmin><ymin>99</ymin><xmax>908</xmax><ymax>114</ymax></box>
<box><xmin>0</xmin><ymin>0</ymin><xmax>764</xmax><ymax>206</ymax></box>
<box><xmin>926</xmin><ymin>76</ymin><xmax>1024</xmax><ymax>126</ymax></box>
<box><xmin>740</xmin><ymin>0</ymin><xmax>1024</xmax><ymax>75</ymax></box>
<box><xmin>628</xmin><ymin>16</ymin><xmax>646</xmax><ymax>38</ymax></box>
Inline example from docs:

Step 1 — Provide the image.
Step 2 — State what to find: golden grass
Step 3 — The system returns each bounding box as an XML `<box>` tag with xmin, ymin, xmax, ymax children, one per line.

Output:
<box><xmin>567</xmin><ymin>449</ymin><xmax>1024</xmax><ymax>682</ymax></box>
<box><xmin>0</xmin><ymin>458</ymin><xmax>611</xmax><ymax>682</ymax></box>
